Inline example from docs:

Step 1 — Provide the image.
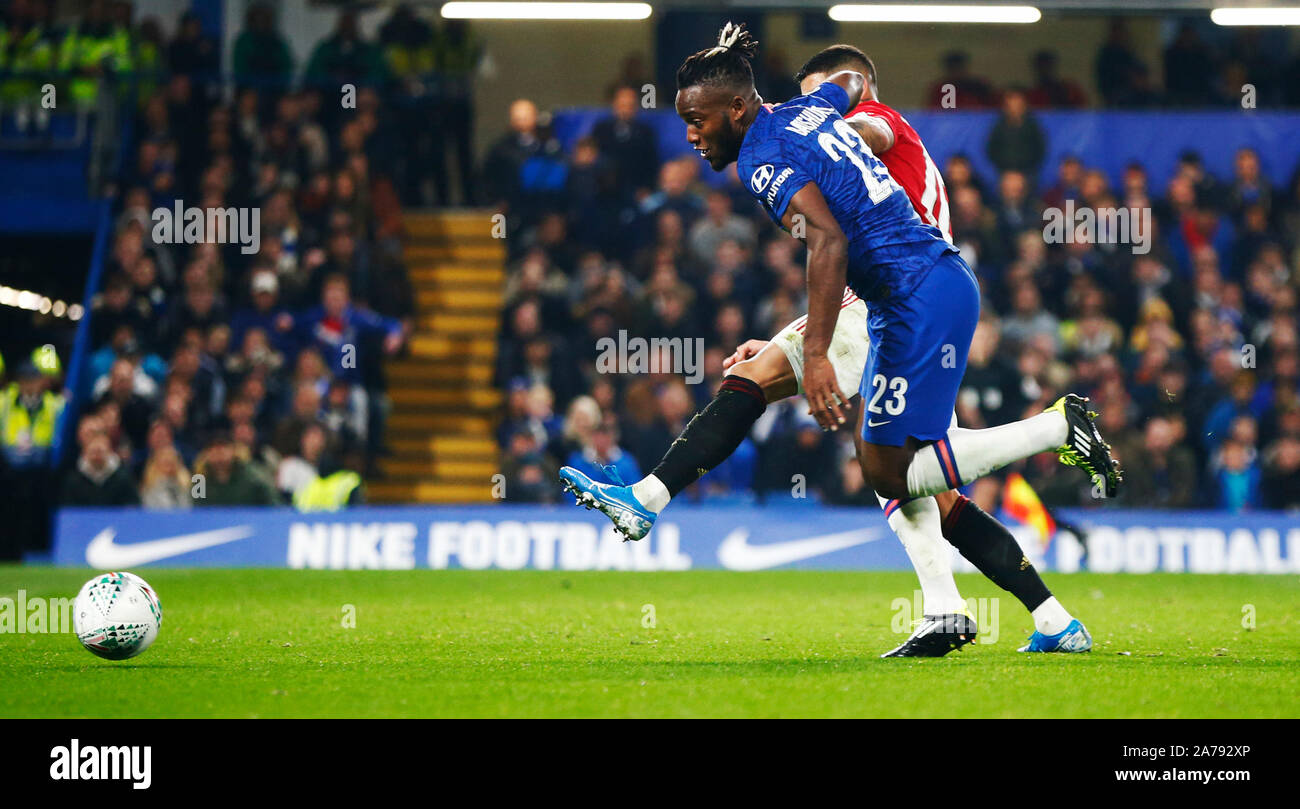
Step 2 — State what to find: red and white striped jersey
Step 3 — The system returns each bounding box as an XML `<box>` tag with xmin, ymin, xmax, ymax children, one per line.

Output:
<box><xmin>786</xmin><ymin>100</ymin><xmax>948</xmax><ymax>319</ymax></box>
<box><xmin>846</xmin><ymin>99</ymin><xmax>953</xmax><ymax>244</ymax></box>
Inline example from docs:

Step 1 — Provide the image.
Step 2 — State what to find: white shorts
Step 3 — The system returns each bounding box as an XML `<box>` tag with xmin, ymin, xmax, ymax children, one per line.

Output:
<box><xmin>772</xmin><ymin>289</ymin><xmax>871</xmax><ymax>396</ymax></box>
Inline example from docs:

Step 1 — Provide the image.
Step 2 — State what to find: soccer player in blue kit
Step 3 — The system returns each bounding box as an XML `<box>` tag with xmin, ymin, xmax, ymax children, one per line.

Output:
<box><xmin>671</xmin><ymin>22</ymin><xmax>1118</xmax><ymax>501</ymax></box>
<box><xmin>561</xmin><ymin>23</ymin><xmax>1120</xmax><ymax>654</ymax></box>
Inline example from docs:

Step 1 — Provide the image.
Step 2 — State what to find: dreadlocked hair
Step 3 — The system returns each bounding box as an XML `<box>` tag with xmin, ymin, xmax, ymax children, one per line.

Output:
<box><xmin>675</xmin><ymin>21</ymin><xmax>759</xmax><ymax>92</ymax></box>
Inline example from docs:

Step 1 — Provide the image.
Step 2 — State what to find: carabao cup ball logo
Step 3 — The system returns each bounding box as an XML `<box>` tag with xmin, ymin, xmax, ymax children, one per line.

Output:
<box><xmin>751</xmin><ymin>164</ymin><xmax>775</xmax><ymax>194</ymax></box>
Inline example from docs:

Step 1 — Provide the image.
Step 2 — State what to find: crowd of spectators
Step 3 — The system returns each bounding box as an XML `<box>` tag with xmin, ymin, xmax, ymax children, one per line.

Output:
<box><xmin>492</xmin><ymin>96</ymin><xmax>1300</xmax><ymax>515</ymax></box>
<box><xmin>928</xmin><ymin>19</ymin><xmax>1300</xmax><ymax>110</ymax></box>
<box><xmin>7</xmin><ymin>2</ymin><xmax>1300</xmax><ymax>525</ymax></box>
<box><xmin>1</xmin><ymin>1</ymin><xmax>481</xmax><ymax>207</ymax></box>
<box><xmin>55</xmin><ymin>2</ymin><xmax>421</xmax><ymax>510</ymax></box>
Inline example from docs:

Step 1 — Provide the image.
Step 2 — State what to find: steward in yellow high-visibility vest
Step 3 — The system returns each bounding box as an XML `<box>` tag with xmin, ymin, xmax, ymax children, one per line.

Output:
<box><xmin>0</xmin><ymin>15</ymin><xmax>58</xmax><ymax>107</ymax></box>
<box><xmin>58</xmin><ymin>15</ymin><xmax>131</xmax><ymax>107</ymax></box>
<box><xmin>383</xmin><ymin>23</ymin><xmax>435</xmax><ymax>84</ymax></box>
<box><xmin>32</xmin><ymin>344</ymin><xmax>60</xmax><ymax>376</ymax></box>
<box><xmin>379</xmin><ymin>4</ymin><xmax>435</xmax><ymax>85</ymax></box>
<box><xmin>293</xmin><ymin>470</ymin><xmax>363</xmax><ymax>512</ymax></box>
<box><xmin>0</xmin><ymin>364</ymin><xmax>65</xmax><ymax>468</ymax></box>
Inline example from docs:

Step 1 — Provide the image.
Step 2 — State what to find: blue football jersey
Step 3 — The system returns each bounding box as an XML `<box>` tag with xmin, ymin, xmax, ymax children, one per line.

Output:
<box><xmin>736</xmin><ymin>82</ymin><xmax>958</xmax><ymax>303</ymax></box>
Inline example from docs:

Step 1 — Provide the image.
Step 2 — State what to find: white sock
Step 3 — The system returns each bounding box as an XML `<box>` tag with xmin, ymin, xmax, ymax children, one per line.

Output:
<box><xmin>905</xmin><ymin>411</ymin><xmax>1068</xmax><ymax>497</ymax></box>
<box><xmin>630</xmin><ymin>474</ymin><xmax>671</xmax><ymax>513</ymax></box>
<box><xmin>1031</xmin><ymin>596</ymin><xmax>1074</xmax><ymax>635</ymax></box>
<box><xmin>882</xmin><ymin>496</ymin><xmax>967</xmax><ymax>616</ymax></box>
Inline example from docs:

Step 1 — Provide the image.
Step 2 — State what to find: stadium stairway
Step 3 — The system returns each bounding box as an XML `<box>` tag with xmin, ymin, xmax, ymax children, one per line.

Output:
<box><xmin>367</xmin><ymin>210</ymin><xmax>505</xmax><ymax>504</ymax></box>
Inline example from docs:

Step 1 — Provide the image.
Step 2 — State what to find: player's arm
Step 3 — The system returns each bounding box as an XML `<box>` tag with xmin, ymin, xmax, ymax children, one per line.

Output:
<box><xmin>821</xmin><ymin>70</ymin><xmax>865</xmax><ymax>112</ymax></box>
<box><xmin>781</xmin><ymin>182</ymin><xmax>849</xmax><ymax>431</ymax></box>
<box><xmin>846</xmin><ymin>114</ymin><xmax>895</xmax><ymax>155</ymax></box>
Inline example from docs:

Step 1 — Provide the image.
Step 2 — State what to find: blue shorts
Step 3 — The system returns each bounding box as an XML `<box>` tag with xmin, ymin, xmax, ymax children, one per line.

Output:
<box><xmin>858</xmin><ymin>252</ymin><xmax>979</xmax><ymax>447</ymax></box>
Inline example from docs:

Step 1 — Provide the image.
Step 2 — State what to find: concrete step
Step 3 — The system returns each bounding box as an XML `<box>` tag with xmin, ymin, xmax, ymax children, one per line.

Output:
<box><xmin>414</xmin><ymin>288</ymin><xmax>503</xmax><ymax>310</ymax></box>
<box><xmin>379</xmin><ymin>458</ymin><xmax>500</xmax><ymax>479</ymax></box>
<box><xmin>408</xmin><ymin>335</ymin><xmax>497</xmax><ymax>361</ymax></box>
<box><xmin>388</xmin><ymin>435</ymin><xmax>498</xmax><ymax>459</ymax></box>
<box><xmin>386</xmin><ymin>360</ymin><xmax>494</xmax><ymax>385</ymax></box>
<box><xmin>388</xmin><ymin>386</ymin><xmax>502</xmax><ymax>409</ymax></box>
<box><xmin>408</xmin><ymin>264</ymin><xmax>505</xmax><ymax>284</ymax></box>
<box><xmin>378</xmin><ymin>209</ymin><xmax>509</xmax><ymax>505</ymax></box>
<box><xmin>387</xmin><ymin>412</ymin><xmax>494</xmax><ymax>434</ymax></box>
<box><xmin>417</xmin><ymin>313</ymin><xmax>499</xmax><ymax>334</ymax></box>
<box><xmin>403</xmin><ymin>210</ymin><xmax>502</xmax><ymax>241</ymax></box>
<box><xmin>367</xmin><ymin>481</ymin><xmax>499</xmax><ymax>503</ymax></box>
<box><xmin>406</xmin><ymin>243</ymin><xmax>506</xmax><ymax>263</ymax></box>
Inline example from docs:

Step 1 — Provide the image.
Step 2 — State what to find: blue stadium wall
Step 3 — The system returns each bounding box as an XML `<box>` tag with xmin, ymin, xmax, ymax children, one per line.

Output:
<box><xmin>552</xmin><ymin>108</ymin><xmax>1300</xmax><ymax>192</ymax></box>
<box><xmin>51</xmin><ymin>505</ymin><xmax>1300</xmax><ymax>574</ymax></box>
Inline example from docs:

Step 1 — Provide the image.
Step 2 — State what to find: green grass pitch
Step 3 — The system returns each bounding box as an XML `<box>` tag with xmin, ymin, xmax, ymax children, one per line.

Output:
<box><xmin>1</xmin><ymin>567</ymin><xmax>1297</xmax><ymax>718</ymax></box>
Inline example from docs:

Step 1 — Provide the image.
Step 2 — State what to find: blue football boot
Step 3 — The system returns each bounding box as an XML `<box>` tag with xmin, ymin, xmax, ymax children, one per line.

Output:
<box><xmin>1018</xmin><ymin>619</ymin><xmax>1093</xmax><ymax>652</ymax></box>
<box><xmin>559</xmin><ymin>466</ymin><xmax>656</xmax><ymax>542</ymax></box>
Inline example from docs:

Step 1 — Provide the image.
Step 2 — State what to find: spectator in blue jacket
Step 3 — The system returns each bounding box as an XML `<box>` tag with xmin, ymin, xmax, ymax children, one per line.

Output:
<box><xmin>285</xmin><ymin>272</ymin><xmax>405</xmax><ymax>386</ymax></box>
<box><xmin>230</xmin><ymin>263</ymin><xmax>295</xmax><ymax>356</ymax></box>
<box><xmin>1203</xmin><ymin>371</ymin><xmax>1258</xmax><ymax>454</ymax></box>
<box><xmin>1214</xmin><ymin>439</ymin><xmax>1261</xmax><ymax>512</ymax></box>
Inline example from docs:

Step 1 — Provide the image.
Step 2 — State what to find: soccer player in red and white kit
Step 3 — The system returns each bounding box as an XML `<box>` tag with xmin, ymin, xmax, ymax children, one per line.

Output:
<box><xmin>562</xmin><ymin>45</ymin><xmax>1091</xmax><ymax>656</ymax></box>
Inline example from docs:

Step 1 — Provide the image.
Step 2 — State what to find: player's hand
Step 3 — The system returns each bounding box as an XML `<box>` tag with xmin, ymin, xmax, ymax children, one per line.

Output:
<box><xmin>722</xmin><ymin>339</ymin><xmax>770</xmax><ymax>370</ymax></box>
<box><xmin>803</xmin><ymin>354</ymin><xmax>847</xmax><ymax>431</ymax></box>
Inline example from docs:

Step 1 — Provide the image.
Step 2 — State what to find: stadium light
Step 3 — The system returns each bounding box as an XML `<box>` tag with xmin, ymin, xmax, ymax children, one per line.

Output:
<box><xmin>440</xmin><ymin>2</ymin><xmax>652</xmax><ymax>19</ymax></box>
<box><xmin>829</xmin><ymin>4</ymin><xmax>1041</xmax><ymax>23</ymax></box>
<box><xmin>0</xmin><ymin>285</ymin><xmax>81</xmax><ymax>319</ymax></box>
<box><xmin>1211</xmin><ymin>7</ymin><xmax>1300</xmax><ymax>25</ymax></box>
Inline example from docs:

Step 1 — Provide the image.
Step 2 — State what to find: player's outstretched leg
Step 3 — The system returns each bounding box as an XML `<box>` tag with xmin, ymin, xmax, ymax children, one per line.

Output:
<box><xmin>898</xmin><ymin>395</ymin><xmax>1123</xmax><ymax>500</ymax></box>
<box><xmin>561</xmin><ymin>364</ymin><xmax>778</xmax><ymax>540</ymax></box>
<box><xmin>938</xmin><ymin>492</ymin><xmax>1091</xmax><ymax>653</ymax></box>
<box><xmin>1046</xmin><ymin>393</ymin><xmax>1124</xmax><ymax>499</ymax></box>
<box><xmin>853</xmin><ymin>253</ymin><xmax>1118</xmax><ymax>505</ymax></box>
<box><xmin>561</xmin><ymin>339</ymin><xmax>801</xmax><ymax>540</ymax></box>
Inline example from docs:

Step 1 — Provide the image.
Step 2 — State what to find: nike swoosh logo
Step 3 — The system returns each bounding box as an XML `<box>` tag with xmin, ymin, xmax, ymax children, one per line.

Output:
<box><xmin>868</xmin><ymin>419</ymin><xmax>892</xmax><ymax>427</ymax></box>
<box><xmin>717</xmin><ymin>527</ymin><xmax>884</xmax><ymax>571</ymax></box>
<box><xmin>591</xmin><ymin>489</ymin><xmax>652</xmax><ymax>519</ymax></box>
<box><xmin>86</xmin><ymin>525</ymin><xmax>256</xmax><ymax>568</ymax></box>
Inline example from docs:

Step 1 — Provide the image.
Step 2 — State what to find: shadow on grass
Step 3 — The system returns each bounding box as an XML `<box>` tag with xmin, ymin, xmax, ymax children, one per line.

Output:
<box><xmin>33</xmin><ymin>662</ymin><xmax>212</xmax><ymax>671</ymax></box>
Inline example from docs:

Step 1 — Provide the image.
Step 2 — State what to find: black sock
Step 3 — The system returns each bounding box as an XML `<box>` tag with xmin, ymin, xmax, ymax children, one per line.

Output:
<box><xmin>942</xmin><ymin>495</ymin><xmax>1052</xmax><ymax>612</ymax></box>
<box><xmin>651</xmin><ymin>375</ymin><xmax>767</xmax><ymax>497</ymax></box>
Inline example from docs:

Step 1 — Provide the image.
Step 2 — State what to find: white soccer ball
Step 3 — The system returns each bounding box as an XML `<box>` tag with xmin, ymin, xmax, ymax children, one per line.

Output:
<box><xmin>73</xmin><ymin>571</ymin><xmax>163</xmax><ymax>660</ymax></box>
